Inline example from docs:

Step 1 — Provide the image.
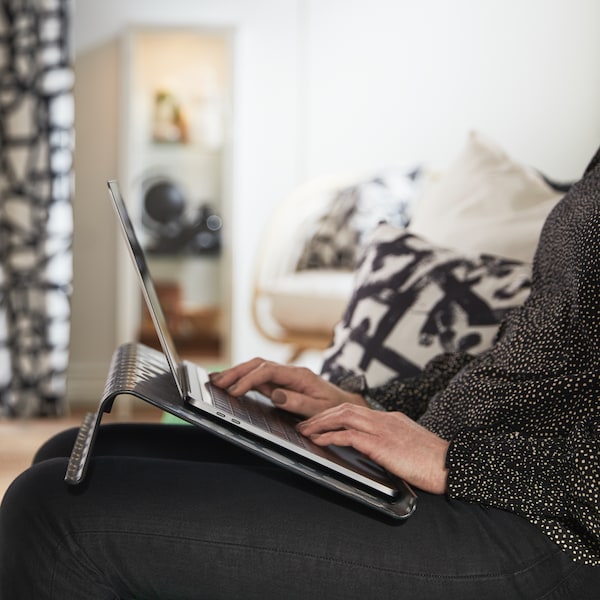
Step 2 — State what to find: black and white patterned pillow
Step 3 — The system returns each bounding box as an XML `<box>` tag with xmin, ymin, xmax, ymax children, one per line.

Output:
<box><xmin>295</xmin><ymin>166</ymin><xmax>422</xmax><ymax>271</ymax></box>
<box><xmin>320</xmin><ymin>225</ymin><xmax>532</xmax><ymax>387</ymax></box>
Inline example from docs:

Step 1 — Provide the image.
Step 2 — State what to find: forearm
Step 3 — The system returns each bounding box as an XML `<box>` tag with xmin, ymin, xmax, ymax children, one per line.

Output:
<box><xmin>339</xmin><ymin>352</ymin><xmax>474</xmax><ymax>420</ymax></box>
<box><xmin>446</xmin><ymin>430</ymin><xmax>569</xmax><ymax>516</ymax></box>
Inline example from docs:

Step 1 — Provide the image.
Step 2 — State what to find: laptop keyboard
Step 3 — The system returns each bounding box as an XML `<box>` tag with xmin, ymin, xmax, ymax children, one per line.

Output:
<box><xmin>208</xmin><ymin>384</ymin><xmax>310</xmax><ymax>449</ymax></box>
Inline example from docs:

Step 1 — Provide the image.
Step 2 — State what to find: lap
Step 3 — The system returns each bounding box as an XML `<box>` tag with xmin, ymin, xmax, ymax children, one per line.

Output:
<box><xmin>2</xmin><ymin>424</ymin><xmax>597</xmax><ymax>599</ymax></box>
<box><xmin>33</xmin><ymin>422</ymin><xmax>266</xmax><ymax>465</ymax></box>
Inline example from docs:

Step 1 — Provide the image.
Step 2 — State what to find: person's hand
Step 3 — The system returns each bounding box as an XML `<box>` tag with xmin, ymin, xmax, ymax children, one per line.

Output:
<box><xmin>298</xmin><ymin>403</ymin><xmax>449</xmax><ymax>494</ymax></box>
<box><xmin>209</xmin><ymin>358</ymin><xmax>368</xmax><ymax>418</ymax></box>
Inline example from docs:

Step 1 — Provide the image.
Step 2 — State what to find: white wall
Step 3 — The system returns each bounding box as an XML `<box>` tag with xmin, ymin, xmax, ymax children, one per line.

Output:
<box><xmin>68</xmin><ymin>0</ymin><xmax>600</xmax><ymax>404</ymax></box>
<box><xmin>303</xmin><ymin>0</ymin><xmax>600</xmax><ymax>179</ymax></box>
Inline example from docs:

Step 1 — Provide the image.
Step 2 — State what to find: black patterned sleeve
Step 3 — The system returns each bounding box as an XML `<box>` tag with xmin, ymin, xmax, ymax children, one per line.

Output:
<box><xmin>446</xmin><ymin>416</ymin><xmax>600</xmax><ymax>565</ymax></box>
<box><xmin>338</xmin><ymin>352</ymin><xmax>474</xmax><ymax>421</ymax></box>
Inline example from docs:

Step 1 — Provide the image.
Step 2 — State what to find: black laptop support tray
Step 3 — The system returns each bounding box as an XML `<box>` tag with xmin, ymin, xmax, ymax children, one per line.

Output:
<box><xmin>65</xmin><ymin>342</ymin><xmax>417</xmax><ymax>520</ymax></box>
<box><xmin>64</xmin><ymin>342</ymin><xmax>193</xmax><ymax>486</ymax></box>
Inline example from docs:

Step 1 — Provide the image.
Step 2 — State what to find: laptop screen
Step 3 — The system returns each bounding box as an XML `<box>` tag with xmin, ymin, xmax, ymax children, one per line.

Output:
<box><xmin>107</xmin><ymin>180</ymin><xmax>186</xmax><ymax>397</ymax></box>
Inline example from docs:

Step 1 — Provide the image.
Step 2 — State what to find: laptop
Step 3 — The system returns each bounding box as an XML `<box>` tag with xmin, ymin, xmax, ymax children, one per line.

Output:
<box><xmin>106</xmin><ymin>179</ymin><xmax>417</xmax><ymax>519</ymax></box>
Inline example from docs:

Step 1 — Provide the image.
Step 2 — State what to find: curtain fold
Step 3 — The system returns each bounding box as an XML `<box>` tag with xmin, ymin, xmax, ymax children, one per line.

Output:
<box><xmin>0</xmin><ymin>0</ymin><xmax>73</xmax><ymax>417</ymax></box>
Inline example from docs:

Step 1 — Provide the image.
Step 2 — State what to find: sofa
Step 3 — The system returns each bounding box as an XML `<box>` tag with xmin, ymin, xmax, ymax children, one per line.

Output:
<box><xmin>253</xmin><ymin>131</ymin><xmax>569</xmax><ymax>386</ymax></box>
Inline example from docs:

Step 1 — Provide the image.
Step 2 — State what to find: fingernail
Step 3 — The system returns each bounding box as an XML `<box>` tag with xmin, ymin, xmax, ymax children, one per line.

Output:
<box><xmin>272</xmin><ymin>390</ymin><xmax>286</xmax><ymax>405</ymax></box>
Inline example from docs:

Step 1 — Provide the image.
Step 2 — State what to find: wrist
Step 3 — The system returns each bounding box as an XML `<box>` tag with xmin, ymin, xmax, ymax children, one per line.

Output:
<box><xmin>334</xmin><ymin>373</ymin><xmax>384</xmax><ymax>411</ymax></box>
<box><xmin>348</xmin><ymin>392</ymin><xmax>370</xmax><ymax>408</ymax></box>
<box><xmin>431</xmin><ymin>440</ymin><xmax>450</xmax><ymax>494</ymax></box>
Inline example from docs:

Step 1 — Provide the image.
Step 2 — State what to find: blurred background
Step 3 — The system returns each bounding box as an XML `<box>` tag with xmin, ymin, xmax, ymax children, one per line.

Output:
<box><xmin>68</xmin><ymin>0</ymin><xmax>600</xmax><ymax>409</ymax></box>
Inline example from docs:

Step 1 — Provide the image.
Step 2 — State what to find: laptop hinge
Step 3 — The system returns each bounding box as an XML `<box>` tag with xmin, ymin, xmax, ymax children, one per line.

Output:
<box><xmin>178</xmin><ymin>363</ymin><xmax>191</xmax><ymax>398</ymax></box>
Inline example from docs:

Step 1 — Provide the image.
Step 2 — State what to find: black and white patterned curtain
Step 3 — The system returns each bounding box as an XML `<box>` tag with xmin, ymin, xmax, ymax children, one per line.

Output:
<box><xmin>0</xmin><ymin>0</ymin><xmax>73</xmax><ymax>417</ymax></box>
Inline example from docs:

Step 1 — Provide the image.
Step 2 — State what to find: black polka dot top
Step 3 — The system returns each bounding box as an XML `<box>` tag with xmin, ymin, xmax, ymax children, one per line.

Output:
<box><xmin>364</xmin><ymin>146</ymin><xmax>600</xmax><ymax>565</ymax></box>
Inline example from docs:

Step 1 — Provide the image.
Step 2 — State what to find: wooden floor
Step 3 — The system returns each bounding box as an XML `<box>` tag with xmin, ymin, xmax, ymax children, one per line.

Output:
<box><xmin>0</xmin><ymin>400</ymin><xmax>163</xmax><ymax>503</ymax></box>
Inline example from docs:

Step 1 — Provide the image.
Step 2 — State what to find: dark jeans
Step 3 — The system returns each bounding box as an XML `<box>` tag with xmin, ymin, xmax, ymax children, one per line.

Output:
<box><xmin>1</xmin><ymin>423</ymin><xmax>598</xmax><ymax>599</ymax></box>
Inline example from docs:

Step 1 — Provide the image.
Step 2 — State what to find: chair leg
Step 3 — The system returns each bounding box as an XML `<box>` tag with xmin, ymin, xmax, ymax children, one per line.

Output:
<box><xmin>287</xmin><ymin>346</ymin><xmax>304</xmax><ymax>364</ymax></box>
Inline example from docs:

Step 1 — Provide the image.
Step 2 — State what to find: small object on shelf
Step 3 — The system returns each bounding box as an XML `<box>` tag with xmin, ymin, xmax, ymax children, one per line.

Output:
<box><xmin>142</xmin><ymin>177</ymin><xmax>222</xmax><ymax>256</ymax></box>
<box><xmin>188</xmin><ymin>204</ymin><xmax>222</xmax><ymax>254</ymax></box>
<box><xmin>152</xmin><ymin>89</ymin><xmax>189</xmax><ymax>144</ymax></box>
<box><xmin>144</xmin><ymin>179</ymin><xmax>186</xmax><ymax>225</ymax></box>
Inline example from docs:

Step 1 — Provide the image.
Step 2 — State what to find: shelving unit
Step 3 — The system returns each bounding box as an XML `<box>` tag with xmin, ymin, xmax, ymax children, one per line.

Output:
<box><xmin>119</xmin><ymin>26</ymin><xmax>233</xmax><ymax>362</ymax></box>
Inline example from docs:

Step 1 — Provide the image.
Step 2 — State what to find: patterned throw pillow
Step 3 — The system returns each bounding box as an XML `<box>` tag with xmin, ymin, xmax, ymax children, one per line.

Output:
<box><xmin>320</xmin><ymin>224</ymin><xmax>532</xmax><ymax>387</ymax></box>
<box><xmin>295</xmin><ymin>166</ymin><xmax>422</xmax><ymax>271</ymax></box>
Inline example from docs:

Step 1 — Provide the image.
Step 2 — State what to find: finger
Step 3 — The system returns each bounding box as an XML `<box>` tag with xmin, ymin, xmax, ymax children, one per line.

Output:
<box><xmin>299</xmin><ymin>403</ymin><xmax>380</xmax><ymax>436</ymax></box>
<box><xmin>306</xmin><ymin>428</ymin><xmax>379</xmax><ymax>459</ymax></box>
<box><xmin>270</xmin><ymin>389</ymin><xmax>330</xmax><ymax>418</ymax></box>
<box><xmin>227</xmin><ymin>362</ymin><xmax>316</xmax><ymax>397</ymax></box>
<box><xmin>211</xmin><ymin>359</ymin><xmax>296</xmax><ymax>396</ymax></box>
<box><xmin>209</xmin><ymin>357</ymin><xmax>267</xmax><ymax>388</ymax></box>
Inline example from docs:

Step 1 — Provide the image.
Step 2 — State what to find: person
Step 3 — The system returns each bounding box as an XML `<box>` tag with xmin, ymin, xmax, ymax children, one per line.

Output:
<box><xmin>1</xmin><ymin>146</ymin><xmax>600</xmax><ymax>600</ymax></box>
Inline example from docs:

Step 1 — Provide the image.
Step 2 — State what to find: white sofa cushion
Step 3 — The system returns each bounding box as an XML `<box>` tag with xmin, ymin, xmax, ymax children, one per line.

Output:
<box><xmin>263</xmin><ymin>270</ymin><xmax>354</xmax><ymax>334</ymax></box>
<box><xmin>408</xmin><ymin>131</ymin><xmax>563</xmax><ymax>263</ymax></box>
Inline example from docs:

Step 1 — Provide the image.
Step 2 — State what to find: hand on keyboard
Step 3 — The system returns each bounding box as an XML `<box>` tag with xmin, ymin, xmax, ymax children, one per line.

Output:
<box><xmin>209</xmin><ymin>359</ymin><xmax>368</xmax><ymax>418</ymax></box>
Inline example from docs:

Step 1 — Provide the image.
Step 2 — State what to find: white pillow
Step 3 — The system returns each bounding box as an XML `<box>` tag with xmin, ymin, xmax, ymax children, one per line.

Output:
<box><xmin>408</xmin><ymin>131</ymin><xmax>563</xmax><ymax>263</ymax></box>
